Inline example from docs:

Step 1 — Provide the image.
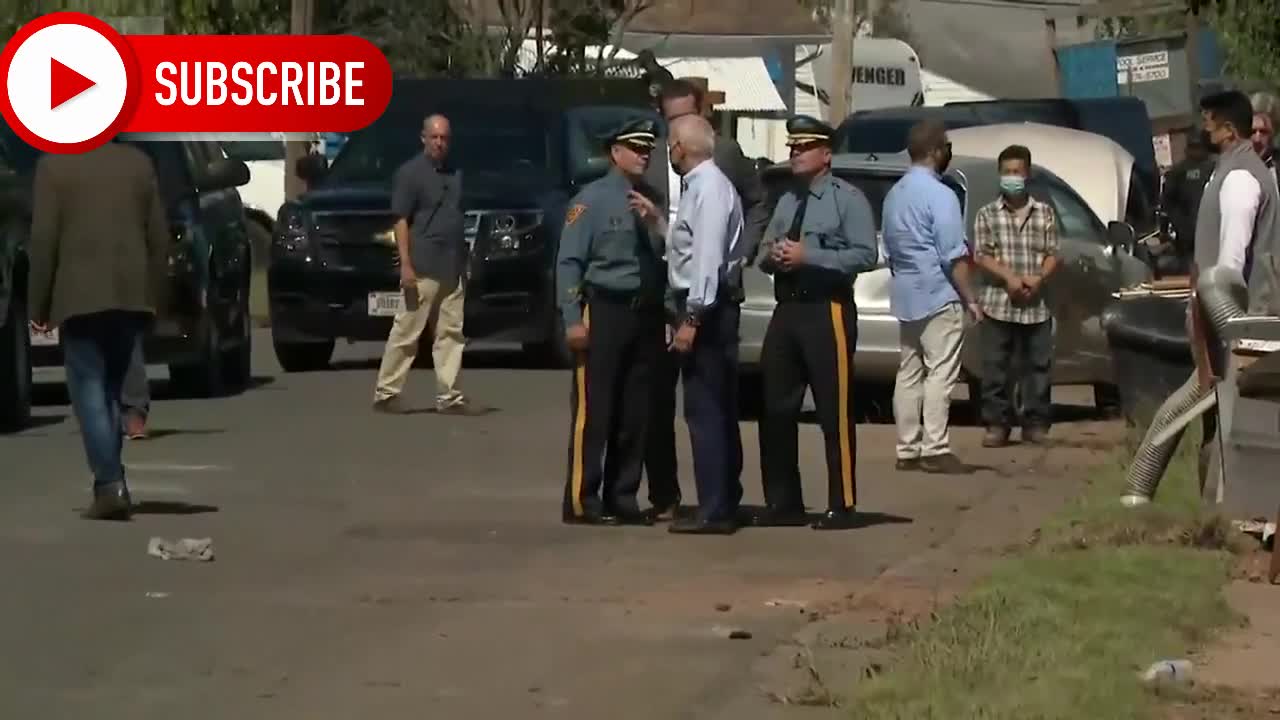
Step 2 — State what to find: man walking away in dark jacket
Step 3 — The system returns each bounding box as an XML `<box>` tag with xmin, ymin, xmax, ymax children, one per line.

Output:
<box><xmin>28</xmin><ymin>141</ymin><xmax>170</xmax><ymax>520</ymax></box>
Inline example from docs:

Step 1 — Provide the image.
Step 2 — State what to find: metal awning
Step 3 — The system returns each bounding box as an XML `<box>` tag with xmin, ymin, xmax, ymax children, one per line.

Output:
<box><xmin>655</xmin><ymin>56</ymin><xmax>787</xmax><ymax>112</ymax></box>
<box><xmin>515</xmin><ymin>40</ymin><xmax>786</xmax><ymax>113</ymax></box>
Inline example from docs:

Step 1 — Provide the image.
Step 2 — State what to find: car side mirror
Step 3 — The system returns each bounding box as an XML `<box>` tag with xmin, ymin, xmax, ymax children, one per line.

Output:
<box><xmin>202</xmin><ymin>158</ymin><xmax>250</xmax><ymax>191</ymax></box>
<box><xmin>295</xmin><ymin>152</ymin><xmax>329</xmax><ymax>185</ymax></box>
<box><xmin>1107</xmin><ymin>220</ymin><xmax>1136</xmax><ymax>252</ymax></box>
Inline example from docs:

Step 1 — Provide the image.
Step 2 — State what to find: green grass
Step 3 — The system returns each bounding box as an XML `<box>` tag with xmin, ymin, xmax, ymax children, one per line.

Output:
<box><xmin>846</xmin><ymin>427</ymin><xmax>1241</xmax><ymax>720</ymax></box>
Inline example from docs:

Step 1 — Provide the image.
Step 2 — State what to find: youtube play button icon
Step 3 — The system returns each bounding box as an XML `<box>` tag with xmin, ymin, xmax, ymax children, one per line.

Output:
<box><xmin>50</xmin><ymin>58</ymin><xmax>97</xmax><ymax>111</ymax></box>
<box><xmin>0</xmin><ymin>12</ymin><xmax>139</xmax><ymax>153</ymax></box>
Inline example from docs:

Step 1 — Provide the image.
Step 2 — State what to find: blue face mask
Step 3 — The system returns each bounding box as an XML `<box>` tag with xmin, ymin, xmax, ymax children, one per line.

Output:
<box><xmin>999</xmin><ymin>175</ymin><xmax>1026</xmax><ymax>196</ymax></box>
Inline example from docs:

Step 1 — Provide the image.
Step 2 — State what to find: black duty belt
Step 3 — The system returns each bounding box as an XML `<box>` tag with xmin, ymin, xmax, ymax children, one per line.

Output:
<box><xmin>774</xmin><ymin>280</ymin><xmax>853</xmax><ymax>304</ymax></box>
<box><xmin>585</xmin><ymin>285</ymin><xmax>663</xmax><ymax>309</ymax></box>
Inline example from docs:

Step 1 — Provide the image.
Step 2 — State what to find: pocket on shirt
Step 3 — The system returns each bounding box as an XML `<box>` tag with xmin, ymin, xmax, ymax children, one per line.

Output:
<box><xmin>816</xmin><ymin>230</ymin><xmax>841</xmax><ymax>249</ymax></box>
<box><xmin>597</xmin><ymin>229</ymin><xmax>636</xmax><ymax>257</ymax></box>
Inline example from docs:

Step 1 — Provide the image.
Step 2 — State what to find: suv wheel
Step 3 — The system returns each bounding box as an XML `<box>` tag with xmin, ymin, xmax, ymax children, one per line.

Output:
<box><xmin>523</xmin><ymin>313</ymin><xmax>573</xmax><ymax>369</ymax></box>
<box><xmin>222</xmin><ymin>295</ymin><xmax>252</xmax><ymax>391</ymax></box>
<box><xmin>169</xmin><ymin>312</ymin><xmax>226</xmax><ymax>398</ymax></box>
<box><xmin>272</xmin><ymin>336</ymin><xmax>333</xmax><ymax>372</ymax></box>
<box><xmin>0</xmin><ymin>297</ymin><xmax>32</xmax><ymax>433</ymax></box>
<box><xmin>1093</xmin><ymin>383</ymin><xmax>1122</xmax><ymax>419</ymax></box>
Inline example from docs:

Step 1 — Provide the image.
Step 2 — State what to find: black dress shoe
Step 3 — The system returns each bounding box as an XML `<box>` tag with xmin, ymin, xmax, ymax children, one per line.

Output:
<box><xmin>751</xmin><ymin>505</ymin><xmax>810</xmax><ymax>527</ymax></box>
<box><xmin>82</xmin><ymin>481</ymin><xmax>131</xmax><ymax>521</ymax></box>
<box><xmin>647</xmin><ymin>500</ymin><xmax>681</xmax><ymax>522</ymax></box>
<box><xmin>611</xmin><ymin>508</ymin><xmax>656</xmax><ymax>526</ymax></box>
<box><xmin>811</xmin><ymin>509</ymin><xmax>859</xmax><ymax>531</ymax></box>
<box><xmin>562</xmin><ymin>509</ymin><xmax>621</xmax><ymax>526</ymax></box>
<box><xmin>668</xmin><ymin>516</ymin><xmax>738</xmax><ymax>535</ymax></box>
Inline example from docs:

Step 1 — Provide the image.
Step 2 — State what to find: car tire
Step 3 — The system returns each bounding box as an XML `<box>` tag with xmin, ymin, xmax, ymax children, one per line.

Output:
<box><xmin>1093</xmin><ymin>382</ymin><xmax>1122</xmax><ymax>419</ymax></box>
<box><xmin>523</xmin><ymin>313</ymin><xmax>574</xmax><ymax>369</ymax></box>
<box><xmin>272</xmin><ymin>336</ymin><xmax>334</xmax><ymax>373</ymax></box>
<box><xmin>0</xmin><ymin>296</ymin><xmax>33</xmax><ymax>433</ymax></box>
<box><xmin>169</xmin><ymin>312</ymin><xmax>227</xmax><ymax>398</ymax></box>
<box><xmin>222</xmin><ymin>295</ymin><xmax>252</xmax><ymax>391</ymax></box>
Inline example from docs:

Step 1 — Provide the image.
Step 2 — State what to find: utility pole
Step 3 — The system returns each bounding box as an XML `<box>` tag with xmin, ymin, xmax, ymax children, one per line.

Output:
<box><xmin>1184</xmin><ymin>1</ymin><xmax>1202</xmax><ymax>111</ymax></box>
<box><xmin>827</xmin><ymin>0</ymin><xmax>855</xmax><ymax>124</ymax></box>
<box><xmin>285</xmin><ymin>0</ymin><xmax>316</xmax><ymax>202</ymax></box>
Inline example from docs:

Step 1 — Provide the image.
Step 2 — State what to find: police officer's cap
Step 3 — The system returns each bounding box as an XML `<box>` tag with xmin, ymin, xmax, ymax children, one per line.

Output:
<box><xmin>605</xmin><ymin>117</ymin><xmax>657</xmax><ymax>151</ymax></box>
<box><xmin>785</xmin><ymin>115</ymin><xmax>835</xmax><ymax>147</ymax></box>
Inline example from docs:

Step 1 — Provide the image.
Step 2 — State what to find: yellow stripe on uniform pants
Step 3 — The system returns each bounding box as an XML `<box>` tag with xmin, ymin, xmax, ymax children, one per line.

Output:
<box><xmin>829</xmin><ymin>301</ymin><xmax>855</xmax><ymax>508</ymax></box>
<box><xmin>569</xmin><ymin>305</ymin><xmax>590</xmax><ymax>517</ymax></box>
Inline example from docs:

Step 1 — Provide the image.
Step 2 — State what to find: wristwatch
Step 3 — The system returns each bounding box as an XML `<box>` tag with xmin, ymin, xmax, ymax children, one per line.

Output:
<box><xmin>682</xmin><ymin>309</ymin><xmax>703</xmax><ymax>328</ymax></box>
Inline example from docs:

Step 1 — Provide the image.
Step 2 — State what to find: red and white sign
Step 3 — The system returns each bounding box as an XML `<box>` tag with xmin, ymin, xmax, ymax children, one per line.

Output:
<box><xmin>0</xmin><ymin>11</ymin><xmax>393</xmax><ymax>154</ymax></box>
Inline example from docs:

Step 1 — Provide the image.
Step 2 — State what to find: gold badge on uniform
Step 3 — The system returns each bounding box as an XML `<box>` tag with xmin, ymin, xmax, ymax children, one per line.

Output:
<box><xmin>565</xmin><ymin>203</ymin><xmax>587</xmax><ymax>227</ymax></box>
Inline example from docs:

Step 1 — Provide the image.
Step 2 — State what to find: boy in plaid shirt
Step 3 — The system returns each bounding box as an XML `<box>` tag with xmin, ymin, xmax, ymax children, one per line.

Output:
<box><xmin>973</xmin><ymin>144</ymin><xmax>1061</xmax><ymax>447</ymax></box>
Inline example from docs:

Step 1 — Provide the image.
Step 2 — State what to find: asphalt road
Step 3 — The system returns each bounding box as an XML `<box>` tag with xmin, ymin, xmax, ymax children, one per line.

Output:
<box><xmin>0</xmin><ymin>330</ymin><xmax>1118</xmax><ymax>719</ymax></box>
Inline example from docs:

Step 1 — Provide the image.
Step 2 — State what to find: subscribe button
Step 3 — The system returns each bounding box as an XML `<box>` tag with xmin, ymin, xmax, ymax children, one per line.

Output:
<box><xmin>0</xmin><ymin>11</ymin><xmax>393</xmax><ymax>153</ymax></box>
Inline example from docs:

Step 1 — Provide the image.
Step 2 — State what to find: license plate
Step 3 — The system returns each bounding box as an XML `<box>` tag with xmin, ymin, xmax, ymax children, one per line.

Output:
<box><xmin>29</xmin><ymin>327</ymin><xmax>59</xmax><ymax>347</ymax></box>
<box><xmin>367</xmin><ymin>291</ymin><xmax>404</xmax><ymax>317</ymax></box>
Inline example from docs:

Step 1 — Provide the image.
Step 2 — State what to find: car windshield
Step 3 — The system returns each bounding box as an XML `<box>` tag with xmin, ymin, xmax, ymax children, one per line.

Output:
<box><xmin>563</xmin><ymin>106</ymin><xmax>662</xmax><ymax>180</ymax></box>
<box><xmin>222</xmin><ymin>140</ymin><xmax>286</xmax><ymax>162</ymax></box>
<box><xmin>321</xmin><ymin>111</ymin><xmax>551</xmax><ymax>187</ymax></box>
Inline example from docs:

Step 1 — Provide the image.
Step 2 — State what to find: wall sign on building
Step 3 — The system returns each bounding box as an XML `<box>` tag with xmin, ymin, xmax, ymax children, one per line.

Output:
<box><xmin>1117</xmin><ymin>50</ymin><xmax>1169</xmax><ymax>85</ymax></box>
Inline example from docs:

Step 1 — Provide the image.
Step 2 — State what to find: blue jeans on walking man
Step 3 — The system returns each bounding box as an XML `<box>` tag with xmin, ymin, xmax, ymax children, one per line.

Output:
<box><xmin>62</xmin><ymin>310</ymin><xmax>149</xmax><ymax>489</ymax></box>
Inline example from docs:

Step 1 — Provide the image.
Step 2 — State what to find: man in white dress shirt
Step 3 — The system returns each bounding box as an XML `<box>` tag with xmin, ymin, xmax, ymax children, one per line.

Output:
<box><xmin>641</xmin><ymin>80</ymin><xmax>767</xmax><ymax>521</ymax></box>
<box><xmin>631</xmin><ymin>114</ymin><xmax>746</xmax><ymax>534</ymax></box>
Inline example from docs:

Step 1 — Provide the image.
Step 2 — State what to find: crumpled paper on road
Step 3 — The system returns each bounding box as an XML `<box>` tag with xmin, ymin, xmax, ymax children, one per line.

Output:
<box><xmin>147</xmin><ymin>537</ymin><xmax>215</xmax><ymax>562</ymax></box>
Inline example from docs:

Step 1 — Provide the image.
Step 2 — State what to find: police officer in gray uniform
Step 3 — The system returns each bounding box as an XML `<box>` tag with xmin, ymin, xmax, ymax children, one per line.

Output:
<box><xmin>558</xmin><ymin>118</ymin><xmax>666</xmax><ymax>526</ymax></box>
<box><xmin>756</xmin><ymin>116</ymin><xmax>879</xmax><ymax>531</ymax></box>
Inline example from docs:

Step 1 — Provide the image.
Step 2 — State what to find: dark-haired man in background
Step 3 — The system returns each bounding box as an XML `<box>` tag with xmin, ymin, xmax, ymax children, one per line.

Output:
<box><xmin>642</xmin><ymin>79</ymin><xmax>769</xmax><ymax>521</ymax></box>
<box><xmin>881</xmin><ymin>119</ymin><xmax>983</xmax><ymax>474</ymax></box>
<box><xmin>973</xmin><ymin>144</ymin><xmax>1060</xmax><ymax>448</ymax></box>
<box><xmin>1121</xmin><ymin>89</ymin><xmax>1280</xmax><ymax>506</ymax></box>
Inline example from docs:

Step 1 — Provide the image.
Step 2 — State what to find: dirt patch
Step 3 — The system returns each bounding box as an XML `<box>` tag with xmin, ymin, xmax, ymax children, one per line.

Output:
<box><xmin>1191</xmin><ymin>577</ymin><xmax>1280</xmax><ymax>692</ymax></box>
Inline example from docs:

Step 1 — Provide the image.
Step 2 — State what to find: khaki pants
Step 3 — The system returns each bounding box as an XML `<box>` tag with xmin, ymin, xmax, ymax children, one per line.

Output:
<box><xmin>893</xmin><ymin>302</ymin><xmax>965</xmax><ymax>459</ymax></box>
<box><xmin>373</xmin><ymin>276</ymin><xmax>466</xmax><ymax>407</ymax></box>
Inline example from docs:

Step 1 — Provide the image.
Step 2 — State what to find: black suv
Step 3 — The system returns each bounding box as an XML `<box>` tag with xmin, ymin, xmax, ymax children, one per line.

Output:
<box><xmin>268</xmin><ymin>78</ymin><xmax>654</xmax><ymax>370</ymax></box>
<box><xmin>0</xmin><ymin>131</ymin><xmax>255</xmax><ymax>432</ymax></box>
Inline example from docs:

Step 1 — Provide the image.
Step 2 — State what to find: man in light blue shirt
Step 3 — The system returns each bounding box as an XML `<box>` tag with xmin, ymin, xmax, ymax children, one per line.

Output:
<box><xmin>881</xmin><ymin>119</ymin><xmax>982</xmax><ymax>475</ymax></box>
<box><xmin>631</xmin><ymin>114</ymin><xmax>745</xmax><ymax>534</ymax></box>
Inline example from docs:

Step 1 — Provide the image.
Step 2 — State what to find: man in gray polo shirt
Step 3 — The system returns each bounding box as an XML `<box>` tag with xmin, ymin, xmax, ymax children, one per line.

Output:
<box><xmin>373</xmin><ymin>113</ymin><xmax>470</xmax><ymax>413</ymax></box>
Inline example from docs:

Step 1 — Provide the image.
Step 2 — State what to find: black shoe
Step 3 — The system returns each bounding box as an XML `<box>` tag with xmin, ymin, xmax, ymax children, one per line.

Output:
<box><xmin>562</xmin><ymin>509</ymin><xmax>621</xmax><ymax>526</ymax></box>
<box><xmin>895</xmin><ymin>457</ymin><xmax>920</xmax><ymax>471</ymax></box>
<box><xmin>918</xmin><ymin>453</ymin><xmax>970</xmax><ymax>474</ymax></box>
<box><xmin>609</xmin><ymin>506</ymin><xmax>656</xmax><ymax>526</ymax></box>
<box><xmin>668</xmin><ymin>516</ymin><xmax>738</xmax><ymax>535</ymax></box>
<box><xmin>647</xmin><ymin>500</ymin><xmax>682</xmax><ymax>522</ymax></box>
<box><xmin>82</xmin><ymin>481</ymin><xmax>131</xmax><ymax>521</ymax></box>
<box><xmin>751</xmin><ymin>505</ymin><xmax>810</xmax><ymax>527</ymax></box>
<box><xmin>811</xmin><ymin>508</ymin><xmax>859</xmax><ymax>530</ymax></box>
